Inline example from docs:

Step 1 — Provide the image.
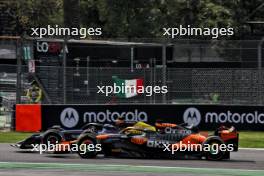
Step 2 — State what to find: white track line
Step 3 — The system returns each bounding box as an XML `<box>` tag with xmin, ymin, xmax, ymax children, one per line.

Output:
<box><xmin>239</xmin><ymin>148</ymin><xmax>264</xmax><ymax>151</ymax></box>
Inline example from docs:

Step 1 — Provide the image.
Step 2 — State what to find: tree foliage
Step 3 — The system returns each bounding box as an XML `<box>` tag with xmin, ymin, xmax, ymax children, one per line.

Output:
<box><xmin>79</xmin><ymin>0</ymin><xmax>263</xmax><ymax>39</ymax></box>
<box><xmin>1</xmin><ymin>0</ymin><xmax>63</xmax><ymax>35</ymax></box>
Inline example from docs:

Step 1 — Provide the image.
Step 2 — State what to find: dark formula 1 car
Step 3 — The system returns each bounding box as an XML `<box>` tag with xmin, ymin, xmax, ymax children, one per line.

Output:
<box><xmin>76</xmin><ymin>122</ymin><xmax>239</xmax><ymax>161</ymax></box>
<box><xmin>11</xmin><ymin>123</ymin><xmax>118</xmax><ymax>149</ymax></box>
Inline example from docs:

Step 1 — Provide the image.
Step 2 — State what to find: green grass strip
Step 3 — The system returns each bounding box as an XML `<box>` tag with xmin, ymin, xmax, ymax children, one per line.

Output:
<box><xmin>0</xmin><ymin>162</ymin><xmax>263</xmax><ymax>176</ymax></box>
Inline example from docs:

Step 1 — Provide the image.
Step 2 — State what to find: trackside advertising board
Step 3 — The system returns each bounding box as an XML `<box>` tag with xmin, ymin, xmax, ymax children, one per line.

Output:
<box><xmin>15</xmin><ymin>104</ymin><xmax>264</xmax><ymax>131</ymax></box>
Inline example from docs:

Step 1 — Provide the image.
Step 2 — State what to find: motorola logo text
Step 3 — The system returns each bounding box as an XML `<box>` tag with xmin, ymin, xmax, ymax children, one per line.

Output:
<box><xmin>60</xmin><ymin>108</ymin><xmax>79</xmax><ymax>128</ymax></box>
<box><xmin>183</xmin><ymin>107</ymin><xmax>201</xmax><ymax>126</ymax></box>
<box><xmin>83</xmin><ymin>109</ymin><xmax>148</xmax><ymax>123</ymax></box>
<box><xmin>205</xmin><ymin>111</ymin><xmax>264</xmax><ymax>124</ymax></box>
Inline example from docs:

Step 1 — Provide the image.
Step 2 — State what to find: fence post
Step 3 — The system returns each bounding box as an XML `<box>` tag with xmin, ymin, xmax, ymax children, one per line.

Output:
<box><xmin>62</xmin><ymin>38</ymin><xmax>67</xmax><ymax>104</ymax></box>
<box><xmin>162</xmin><ymin>44</ymin><xmax>167</xmax><ymax>104</ymax></box>
<box><xmin>149</xmin><ymin>58</ymin><xmax>156</xmax><ymax>104</ymax></box>
<box><xmin>258</xmin><ymin>38</ymin><xmax>264</xmax><ymax>105</ymax></box>
<box><xmin>16</xmin><ymin>38</ymin><xmax>21</xmax><ymax>104</ymax></box>
<box><xmin>86</xmin><ymin>56</ymin><xmax>90</xmax><ymax>96</ymax></box>
<box><xmin>149</xmin><ymin>58</ymin><xmax>153</xmax><ymax>104</ymax></box>
<box><xmin>258</xmin><ymin>37</ymin><xmax>264</xmax><ymax>70</ymax></box>
<box><xmin>153</xmin><ymin>58</ymin><xmax>156</xmax><ymax>104</ymax></box>
<box><xmin>130</xmin><ymin>46</ymin><xmax>134</xmax><ymax>72</ymax></box>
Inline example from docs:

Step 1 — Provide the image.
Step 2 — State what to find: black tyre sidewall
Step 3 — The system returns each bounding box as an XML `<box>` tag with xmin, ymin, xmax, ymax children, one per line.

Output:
<box><xmin>77</xmin><ymin>136</ymin><xmax>97</xmax><ymax>159</ymax></box>
<box><xmin>43</xmin><ymin>132</ymin><xmax>62</xmax><ymax>146</ymax></box>
<box><xmin>203</xmin><ymin>137</ymin><xmax>226</xmax><ymax>161</ymax></box>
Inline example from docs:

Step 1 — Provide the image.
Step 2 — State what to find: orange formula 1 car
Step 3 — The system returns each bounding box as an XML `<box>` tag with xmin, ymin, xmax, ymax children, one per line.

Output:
<box><xmin>75</xmin><ymin>122</ymin><xmax>238</xmax><ymax>160</ymax></box>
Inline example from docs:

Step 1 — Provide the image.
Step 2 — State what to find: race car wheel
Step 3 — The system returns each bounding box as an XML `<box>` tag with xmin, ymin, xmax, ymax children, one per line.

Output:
<box><xmin>43</xmin><ymin>132</ymin><xmax>62</xmax><ymax>146</ymax></box>
<box><xmin>203</xmin><ymin>137</ymin><xmax>226</xmax><ymax>161</ymax></box>
<box><xmin>77</xmin><ymin>135</ymin><xmax>97</xmax><ymax>159</ymax></box>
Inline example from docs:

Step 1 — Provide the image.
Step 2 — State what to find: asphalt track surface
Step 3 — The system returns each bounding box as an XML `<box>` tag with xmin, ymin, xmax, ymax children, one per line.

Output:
<box><xmin>0</xmin><ymin>144</ymin><xmax>263</xmax><ymax>176</ymax></box>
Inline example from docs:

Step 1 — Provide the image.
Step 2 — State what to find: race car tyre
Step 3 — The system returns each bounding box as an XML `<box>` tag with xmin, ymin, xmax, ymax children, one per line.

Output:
<box><xmin>77</xmin><ymin>134</ymin><xmax>98</xmax><ymax>159</ymax></box>
<box><xmin>42</xmin><ymin>132</ymin><xmax>62</xmax><ymax>146</ymax></box>
<box><xmin>203</xmin><ymin>136</ymin><xmax>226</xmax><ymax>161</ymax></box>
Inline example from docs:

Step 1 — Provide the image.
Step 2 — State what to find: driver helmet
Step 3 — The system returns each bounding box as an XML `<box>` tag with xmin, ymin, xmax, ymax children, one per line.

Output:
<box><xmin>115</xmin><ymin>116</ymin><xmax>125</xmax><ymax>126</ymax></box>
